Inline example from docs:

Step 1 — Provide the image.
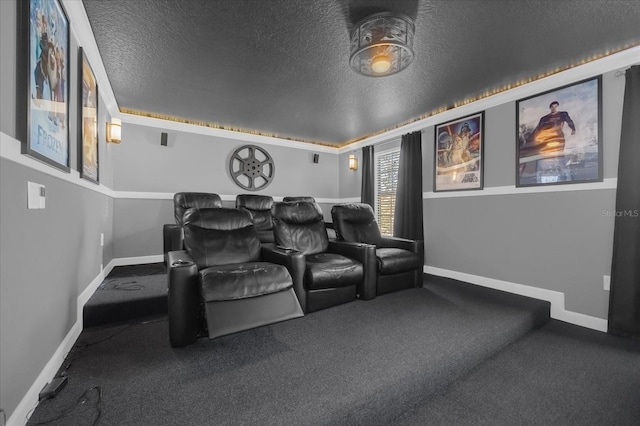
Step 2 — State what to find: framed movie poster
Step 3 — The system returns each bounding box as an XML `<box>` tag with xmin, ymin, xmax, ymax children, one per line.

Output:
<box><xmin>516</xmin><ymin>76</ymin><xmax>602</xmax><ymax>187</ymax></box>
<box><xmin>18</xmin><ymin>0</ymin><xmax>70</xmax><ymax>172</ymax></box>
<box><xmin>78</xmin><ymin>47</ymin><xmax>99</xmax><ymax>183</ymax></box>
<box><xmin>434</xmin><ymin>112</ymin><xmax>484</xmax><ymax>192</ymax></box>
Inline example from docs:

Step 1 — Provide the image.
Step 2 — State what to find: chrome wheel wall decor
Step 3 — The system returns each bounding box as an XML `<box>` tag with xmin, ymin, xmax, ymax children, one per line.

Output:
<box><xmin>229</xmin><ymin>145</ymin><xmax>275</xmax><ymax>191</ymax></box>
<box><xmin>350</xmin><ymin>12</ymin><xmax>415</xmax><ymax>77</ymax></box>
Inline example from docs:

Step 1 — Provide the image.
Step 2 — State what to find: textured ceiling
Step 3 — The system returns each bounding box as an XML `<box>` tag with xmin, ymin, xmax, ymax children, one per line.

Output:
<box><xmin>82</xmin><ymin>0</ymin><xmax>640</xmax><ymax>147</ymax></box>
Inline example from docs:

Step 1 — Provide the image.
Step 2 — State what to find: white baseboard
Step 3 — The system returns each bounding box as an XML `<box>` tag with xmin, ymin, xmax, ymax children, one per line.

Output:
<box><xmin>424</xmin><ymin>266</ymin><xmax>608</xmax><ymax>332</ymax></box>
<box><xmin>8</xmin><ymin>255</ymin><xmax>163</xmax><ymax>426</ymax></box>
<box><xmin>109</xmin><ymin>254</ymin><xmax>164</xmax><ymax>267</ymax></box>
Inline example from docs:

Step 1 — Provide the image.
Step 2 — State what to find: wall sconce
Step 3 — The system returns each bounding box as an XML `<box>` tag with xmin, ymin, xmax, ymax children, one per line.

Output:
<box><xmin>349</xmin><ymin>154</ymin><xmax>358</xmax><ymax>171</ymax></box>
<box><xmin>106</xmin><ymin>118</ymin><xmax>122</xmax><ymax>144</ymax></box>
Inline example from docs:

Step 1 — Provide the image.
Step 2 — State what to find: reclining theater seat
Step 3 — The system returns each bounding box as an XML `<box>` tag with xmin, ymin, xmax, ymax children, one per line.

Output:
<box><xmin>163</xmin><ymin>192</ymin><xmax>222</xmax><ymax>262</ymax></box>
<box><xmin>331</xmin><ymin>203</ymin><xmax>424</xmax><ymax>298</ymax></box>
<box><xmin>236</xmin><ymin>194</ymin><xmax>275</xmax><ymax>243</ymax></box>
<box><xmin>166</xmin><ymin>207</ymin><xmax>303</xmax><ymax>347</ymax></box>
<box><xmin>271</xmin><ymin>201</ymin><xmax>373</xmax><ymax>313</ymax></box>
<box><xmin>283</xmin><ymin>196</ymin><xmax>337</xmax><ymax>239</ymax></box>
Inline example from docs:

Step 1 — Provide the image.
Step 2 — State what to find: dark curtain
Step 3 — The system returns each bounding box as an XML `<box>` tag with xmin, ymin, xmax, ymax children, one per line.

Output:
<box><xmin>361</xmin><ymin>145</ymin><xmax>375</xmax><ymax>207</ymax></box>
<box><xmin>608</xmin><ymin>65</ymin><xmax>640</xmax><ymax>339</ymax></box>
<box><xmin>393</xmin><ymin>131</ymin><xmax>424</xmax><ymax>240</ymax></box>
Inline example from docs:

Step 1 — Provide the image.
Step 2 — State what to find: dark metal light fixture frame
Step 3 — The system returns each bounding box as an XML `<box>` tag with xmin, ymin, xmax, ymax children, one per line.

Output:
<box><xmin>350</xmin><ymin>12</ymin><xmax>415</xmax><ymax>77</ymax></box>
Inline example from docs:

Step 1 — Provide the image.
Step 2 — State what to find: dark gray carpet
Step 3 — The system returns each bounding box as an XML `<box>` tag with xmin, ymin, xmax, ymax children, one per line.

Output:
<box><xmin>83</xmin><ymin>263</ymin><xmax>167</xmax><ymax>328</ymax></box>
<box><xmin>395</xmin><ymin>319</ymin><xmax>640</xmax><ymax>425</ymax></box>
<box><xmin>28</xmin><ymin>277</ymin><xmax>549</xmax><ymax>426</ymax></box>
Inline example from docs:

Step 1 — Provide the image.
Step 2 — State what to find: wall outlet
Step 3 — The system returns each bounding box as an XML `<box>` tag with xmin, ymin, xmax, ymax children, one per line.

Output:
<box><xmin>603</xmin><ymin>275</ymin><xmax>611</xmax><ymax>291</ymax></box>
<box><xmin>100</xmin><ymin>233</ymin><xmax>104</xmax><ymax>247</ymax></box>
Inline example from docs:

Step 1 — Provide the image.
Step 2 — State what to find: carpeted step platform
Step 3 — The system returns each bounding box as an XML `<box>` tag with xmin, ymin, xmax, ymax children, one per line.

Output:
<box><xmin>393</xmin><ymin>319</ymin><xmax>640</xmax><ymax>425</ymax></box>
<box><xmin>83</xmin><ymin>263</ymin><xmax>167</xmax><ymax>327</ymax></box>
<box><xmin>34</xmin><ymin>274</ymin><xmax>550</xmax><ymax>425</ymax></box>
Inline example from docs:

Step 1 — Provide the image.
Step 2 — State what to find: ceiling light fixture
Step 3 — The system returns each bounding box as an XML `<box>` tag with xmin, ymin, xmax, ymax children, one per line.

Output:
<box><xmin>350</xmin><ymin>12</ymin><xmax>415</xmax><ymax>77</ymax></box>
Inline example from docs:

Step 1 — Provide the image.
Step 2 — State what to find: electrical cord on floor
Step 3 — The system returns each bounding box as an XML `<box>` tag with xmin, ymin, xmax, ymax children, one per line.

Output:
<box><xmin>26</xmin><ymin>386</ymin><xmax>102</xmax><ymax>426</ymax></box>
<box><xmin>26</xmin><ymin>317</ymin><xmax>166</xmax><ymax>426</ymax></box>
<box><xmin>1</xmin><ymin>408</ymin><xmax>6</xmax><ymax>426</ymax></box>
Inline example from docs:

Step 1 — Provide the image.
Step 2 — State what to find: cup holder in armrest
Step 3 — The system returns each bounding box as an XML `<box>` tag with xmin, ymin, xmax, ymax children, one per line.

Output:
<box><xmin>171</xmin><ymin>260</ymin><xmax>193</xmax><ymax>267</ymax></box>
<box><xmin>276</xmin><ymin>246</ymin><xmax>301</xmax><ymax>254</ymax></box>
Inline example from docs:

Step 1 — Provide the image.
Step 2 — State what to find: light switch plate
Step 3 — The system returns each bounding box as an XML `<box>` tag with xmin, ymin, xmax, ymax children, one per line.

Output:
<box><xmin>28</xmin><ymin>182</ymin><xmax>43</xmax><ymax>209</ymax></box>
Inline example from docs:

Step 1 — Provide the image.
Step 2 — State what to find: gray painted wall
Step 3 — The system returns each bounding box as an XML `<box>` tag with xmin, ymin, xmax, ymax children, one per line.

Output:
<box><xmin>109</xmin><ymin>123</ymin><xmax>341</xmax><ymax>258</ymax></box>
<box><xmin>111</xmin><ymin>124</ymin><xmax>339</xmax><ymax>195</ymax></box>
<box><xmin>1</xmin><ymin>1</ymin><xmax>114</xmax><ymax>419</ymax></box>
<box><xmin>336</xmin><ymin>70</ymin><xmax>626</xmax><ymax>321</ymax></box>
<box><xmin>423</xmin><ymin>70</ymin><xmax>625</xmax><ymax>320</ymax></box>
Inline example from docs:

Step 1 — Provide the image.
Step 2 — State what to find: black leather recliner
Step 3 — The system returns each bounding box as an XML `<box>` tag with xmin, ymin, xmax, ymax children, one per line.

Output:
<box><xmin>331</xmin><ymin>203</ymin><xmax>424</xmax><ymax>298</ymax></box>
<box><xmin>271</xmin><ymin>201</ymin><xmax>374</xmax><ymax>313</ymax></box>
<box><xmin>236</xmin><ymin>194</ymin><xmax>275</xmax><ymax>243</ymax></box>
<box><xmin>283</xmin><ymin>196</ymin><xmax>336</xmax><ymax>239</ymax></box>
<box><xmin>166</xmin><ymin>207</ymin><xmax>304</xmax><ymax>347</ymax></box>
<box><xmin>163</xmin><ymin>192</ymin><xmax>222</xmax><ymax>262</ymax></box>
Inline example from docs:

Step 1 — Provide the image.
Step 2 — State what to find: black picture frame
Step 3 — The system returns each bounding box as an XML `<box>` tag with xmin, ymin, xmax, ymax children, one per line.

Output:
<box><xmin>17</xmin><ymin>0</ymin><xmax>71</xmax><ymax>173</ymax></box>
<box><xmin>78</xmin><ymin>47</ymin><xmax>99</xmax><ymax>184</ymax></box>
<box><xmin>433</xmin><ymin>111</ymin><xmax>484</xmax><ymax>192</ymax></box>
<box><xmin>516</xmin><ymin>76</ymin><xmax>603</xmax><ymax>187</ymax></box>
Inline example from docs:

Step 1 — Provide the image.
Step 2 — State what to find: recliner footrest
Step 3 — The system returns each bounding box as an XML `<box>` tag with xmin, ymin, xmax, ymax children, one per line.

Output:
<box><xmin>204</xmin><ymin>288</ymin><xmax>303</xmax><ymax>339</ymax></box>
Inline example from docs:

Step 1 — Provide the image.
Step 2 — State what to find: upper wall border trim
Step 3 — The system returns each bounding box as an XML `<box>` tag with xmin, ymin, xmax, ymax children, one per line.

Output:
<box><xmin>0</xmin><ymin>133</ymin><xmax>351</xmax><ymax>204</ymax></box>
<box><xmin>1</xmin><ymin>132</ymin><xmax>117</xmax><ymax>198</ymax></box>
<box><xmin>424</xmin><ymin>179</ymin><xmax>617</xmax><ymax>199</ymax></box>
<box><xmin>1</xmin><ymin>132</ymin><xmax>617</xmax><ymax>202</ymax></box>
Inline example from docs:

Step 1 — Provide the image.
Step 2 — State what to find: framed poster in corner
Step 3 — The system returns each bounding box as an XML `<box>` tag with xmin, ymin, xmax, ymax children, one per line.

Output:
<box><xmin>434</xmin><ymin>111</ymin><xmax>484</xmax><ymax>192</ymax></box>
<box><xmin>78</xmin><ymin>47</ymin><xmax>99</xmax><ymax>184</ymax></box>
<box><xmin>17</xmin><ymin>0</ymin><xmax>71</xmax><ymax>172</ymax></box>
<box><xmin>516</xmin><ymin>76</ymin><xmax>602</xmax><ymax>187</ymax></box>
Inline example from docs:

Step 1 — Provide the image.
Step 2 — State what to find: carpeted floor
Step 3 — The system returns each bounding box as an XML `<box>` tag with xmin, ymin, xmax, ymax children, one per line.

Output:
<box><xmin>395</xmin><ymin>319</ymin><xmax>640</xmax><ymax>425</ymax></box>
<box><xmin>33</xmin><ymin>272</ymin><xmax>640</xmax><ymax>425</ymax></box>
<box><xmin>28</xmin><ymin>276</ymin><xmax>551</xmax><ymax>425</ymax></box>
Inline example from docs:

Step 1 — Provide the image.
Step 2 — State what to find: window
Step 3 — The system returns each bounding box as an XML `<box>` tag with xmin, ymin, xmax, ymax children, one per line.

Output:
<box><xmin>375</xmin><ymin>147</ymin><xmax>400</xmax><ymax>236</ymax></box>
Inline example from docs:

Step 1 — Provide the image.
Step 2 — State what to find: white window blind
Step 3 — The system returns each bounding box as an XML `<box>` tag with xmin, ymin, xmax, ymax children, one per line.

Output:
<box><xmin>375</xmin><ymin>148</ymin><xmax>400</xmax><ymax>236</ymax></box>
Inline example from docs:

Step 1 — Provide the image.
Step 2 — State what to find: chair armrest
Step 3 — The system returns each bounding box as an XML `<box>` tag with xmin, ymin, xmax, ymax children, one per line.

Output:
<box><xmin>380</xmin><ymin>236</ymin><xmax>424</xmax><ymax>254</ymax></box>
<box><xmin>261</xmin><ymin>246</ymin><xmax>307</xmax><ymax>313</ymax></box>
<box><xmin>163</xmin><ymin>224</ymin><xmax>184</xmax><ymax>263</ymax></box>
<box><xmin>167</xmin><ymin>250</ymin><xmax>200</xmax><ymax>347</ymax></box>
<box><xmin>328</xmin><ymin>241</ymin><xmax>377</xmax><ymax>301</ymax></box>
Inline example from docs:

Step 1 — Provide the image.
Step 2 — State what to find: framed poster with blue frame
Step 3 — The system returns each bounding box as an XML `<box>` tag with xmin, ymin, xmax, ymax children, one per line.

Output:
<box><xmin>17</xmin><ymin>0</ymin><xmax>71</xmax><ymax>173</ymax></box>
<box><xmin>516</xmin><ymin>76</ymin><xmax>602</xmax><ymax>187</ymax></box>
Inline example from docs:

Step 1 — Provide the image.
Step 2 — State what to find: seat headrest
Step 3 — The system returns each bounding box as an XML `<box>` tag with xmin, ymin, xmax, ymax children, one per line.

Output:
<box><xmin>173</xmin><ymin>192</ymin><xmax>222</xmax><ymax>224</ymax></box>
<box><xmin>330</xmin><ymin>203</ymin><xmax>382</xmax><ymax>246</ymax></box>
<box><xmin>283</xmin><ymin>196</ymin><xmax>316</xmax><ymax>203</ymax></box>
<box><xmin>183</xmin><ymin>207</ymin><xmax>253</xmax><ymax>231</ymax></box>
<box><xmin>236</xmin><ymin>194</ymin><xmax>274</xmax><ymax>211</ymax></box>
<box><xmin>271</xmin><ymin>201</ymin><xmax>323</xmax><ymax>225</ymax></box>
<box><xmin>183</xmin><ymin>208</ymin><xmax>261</xmax><ymax>267</ymax></box>
<box><xmin>331</xmin><ymin>203</ymin><xmax>375</xmax><ymax>223</ymax></box>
